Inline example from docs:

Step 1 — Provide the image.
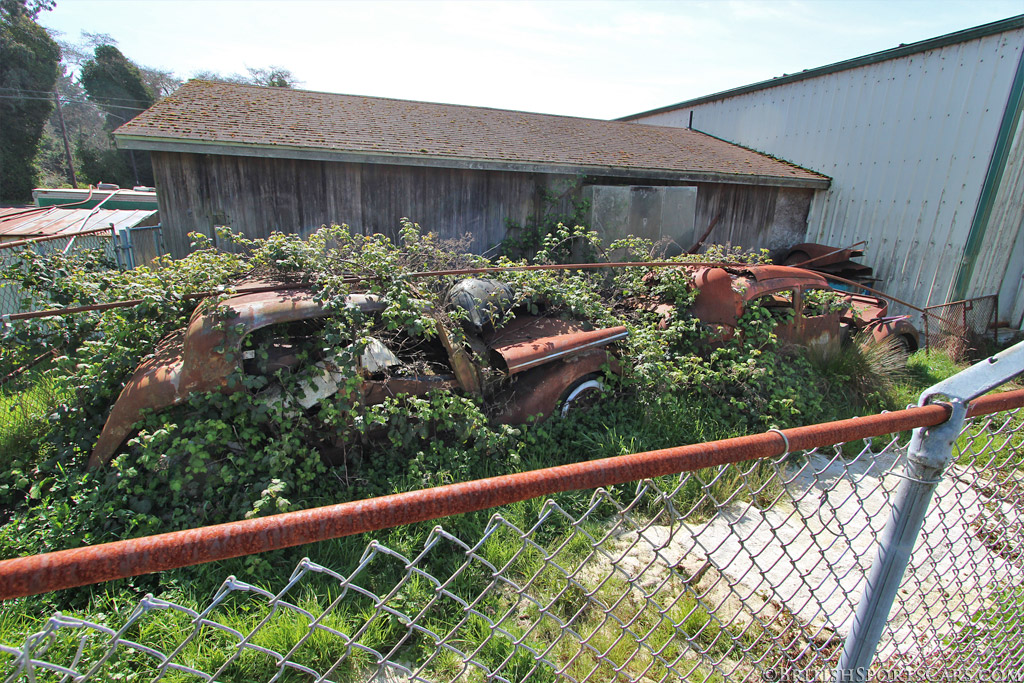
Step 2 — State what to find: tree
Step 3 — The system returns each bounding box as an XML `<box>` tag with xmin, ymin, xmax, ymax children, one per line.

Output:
<box><xmin>244</xmin><ymin>66</ymin><xmax>298</xmax><ymax>88</ymax></box>
<box><xmin>0</xmin><ymin>6</ymin><xmax>60</xmax><ymax>202</ymax></box>
<box><xmin>79</xmin><ymin>44</ymin><xmax>156</xmax><ymax>186</ymax></box>
<box><xmin>192</xmin><ymin>65</ymin><xmax>300</xmax><ymax>88</ymax></box>
<box><xmin>0</xmin><ymin>0</ymin><xmax>55</xmax><ymax>21</ymax></box>
<box><xmin>80</xmin><ymin>44</ymin><xmax>154</xmax><ymax>130</ymax></box>
<box><xmin>39</xmin><ymin>31</ymin><xmax>177</xmax><ymax>188</ymax></box>
<box><xmin>59</xmin><ymin>32</ymin><xmax>180</xmax><ymax>99</ymax></box>
<box><xmin>140</xmin><ymin>66</ymin><xmax>180</xmax><ymax>98</ymax></box>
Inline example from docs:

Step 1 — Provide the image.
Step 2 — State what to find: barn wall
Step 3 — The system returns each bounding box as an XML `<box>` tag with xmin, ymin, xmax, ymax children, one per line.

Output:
<box><xmin>693</xmin><ymin>183</ymin><xmax>812</xmax><ymax>255</ymax></box>
<box><xmin>152</xmin><ymin>152</ymin><xmax>568</xmax><ymax>257</ymax></box>
<box><xmin>578</xmin><ymin>176</ymin><xmax>813</xmax><ymax>254</ymax></box>
<box><xmin>152</xmin><ymin>151</ymin><xmax>814</xmax><ymax>260</ymax></box>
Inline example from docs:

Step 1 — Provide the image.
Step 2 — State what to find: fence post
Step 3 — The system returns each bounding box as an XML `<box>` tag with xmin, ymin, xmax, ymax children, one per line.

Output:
<box><xmin>111</xmin><ymin>227</ymin><xmax>135</xmax><ymax>270</ymax></box>
<box><xmin>835</xmin><ymin>340</ymin><xmax>1024</xmax><ymax>681</ymax></box>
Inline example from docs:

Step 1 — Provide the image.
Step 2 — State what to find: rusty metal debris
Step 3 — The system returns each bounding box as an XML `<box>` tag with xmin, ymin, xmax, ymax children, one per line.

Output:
<box><xmin>781</xmin><ymin>241</ymin><xmax>876</xmax><ymax>285</ymax></box>
<box><xmin>4</xmin><ymin>388</ymin><xmax>1021</xmax><ymax>601</ymax></box>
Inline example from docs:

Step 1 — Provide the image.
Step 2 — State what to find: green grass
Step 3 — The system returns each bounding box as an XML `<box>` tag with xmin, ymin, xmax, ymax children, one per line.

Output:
<box><xmin>0</xmin><ymin>346</ymin><xmax>1001</xmax><ymax>681</ymax></box>
<box><xmin>0</xmin><ymin>369</ymin><xmax>67</xmax><ymax>469</ymax></box>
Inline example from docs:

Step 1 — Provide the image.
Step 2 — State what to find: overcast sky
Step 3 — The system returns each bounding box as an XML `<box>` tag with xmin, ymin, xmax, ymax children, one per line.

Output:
<box><xmin>41</xmin><ymin>0</ymin><xmax>1023</xmax><ymax>120</ymax></box>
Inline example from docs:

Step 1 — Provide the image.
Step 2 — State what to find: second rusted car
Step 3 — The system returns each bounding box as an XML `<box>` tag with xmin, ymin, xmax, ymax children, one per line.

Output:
<box><xmin>653</xmin><ymin>264</ymin><xmax>919</xmax><ymax>351</ymax></box>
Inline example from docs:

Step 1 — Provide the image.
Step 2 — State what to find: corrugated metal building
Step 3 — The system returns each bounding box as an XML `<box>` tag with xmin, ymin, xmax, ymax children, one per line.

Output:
<box><xmin>623</xmin><ymin>16</ymin><xmax>1024</xmax><ymax>327</ymax></box>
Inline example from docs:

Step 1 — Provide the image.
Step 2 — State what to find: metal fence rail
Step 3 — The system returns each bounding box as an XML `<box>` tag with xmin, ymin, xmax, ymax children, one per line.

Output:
<box><xmin>1</xmin><ymin>344</ymin><xmax>1023</xmax><ymax>682</ymax></box>
<box><xmin>0</xmin><ymin>225</ymin><xmax>164</xmax><ymax>317</ymax></box>
<box><xmin>0</xmin><ymin>229</ymin><xmax>116</xmax><ymax>317</ymax></box>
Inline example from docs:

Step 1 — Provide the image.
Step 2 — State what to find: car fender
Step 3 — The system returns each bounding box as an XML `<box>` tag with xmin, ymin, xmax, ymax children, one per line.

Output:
<box><xmin>490</xmin><ymin>350</ymin><xmax>620</xmax><ymax>425</ymax></box>
<box><xmin>867</xmin><ymin>316</ymin><xmax>920</xmax><ymax>350</ymax></box>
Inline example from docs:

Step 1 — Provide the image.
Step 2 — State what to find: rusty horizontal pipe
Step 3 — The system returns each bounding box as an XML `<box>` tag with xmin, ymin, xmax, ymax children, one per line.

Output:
<box><xmin>1</xmin><ymin>388</ymin><xmax>1021</xmax><ymax>601</ymax></box>
<box><xmin>4</xmin><ymin>298</ymin><xmax>148</xmax><ymax>321</ymax></box>
<box><xmin>0</xmin><ymin>225</ymin><xmax>114</xmax><ymax>252</ymax></box>
<box><xmin>406</xmin><ymin>260</ymin><xmax>750</xmax><ymax>279</ymax></box>
<box><xmin>0</xmin><ymin>261</ymin><xmax>749</xmax><ymax>322</ymax></box>
<box><xmin>1</xmin><ymin>284</ymin><xmax>317</xmax><ymax>322</ymax></box>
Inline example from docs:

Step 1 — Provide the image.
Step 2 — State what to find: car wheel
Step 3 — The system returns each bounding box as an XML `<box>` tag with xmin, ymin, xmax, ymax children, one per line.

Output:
<box><xmin>559</xmin><ymin>374</ymin><xmax>605</xmax><ymax>418</ymax></box>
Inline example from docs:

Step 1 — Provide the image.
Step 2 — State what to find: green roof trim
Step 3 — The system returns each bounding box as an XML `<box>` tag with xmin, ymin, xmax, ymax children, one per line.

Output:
<box><xmin>951</xmin><ymin>39</ymin><xmax>1024</xmax><ymax>301</ymax></box>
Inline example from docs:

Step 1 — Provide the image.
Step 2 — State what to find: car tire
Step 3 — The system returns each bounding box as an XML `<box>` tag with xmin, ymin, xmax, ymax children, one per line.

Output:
<box><xmin>559</xmin><ymin>374</ymin><xmax>605</xmax><ymax>418</ymax></box>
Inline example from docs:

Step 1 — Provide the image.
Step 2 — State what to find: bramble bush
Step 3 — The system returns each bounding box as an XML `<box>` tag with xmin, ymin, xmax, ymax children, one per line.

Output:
<box><xmin>0</xmin><ymin>220</ymin><xmax>893</xmax><ymax>585</ymax></box>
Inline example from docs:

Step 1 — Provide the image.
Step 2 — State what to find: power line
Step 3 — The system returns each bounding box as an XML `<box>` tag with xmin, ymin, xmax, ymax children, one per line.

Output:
<box><xmin>0</xmin><ymin>93</ymin><xmax>149</xmax><ymax>113</ymax></box>
<box><xmin>0</xmin><ymin>88</ymin><xmax>155</xmax><ymax>105</ymax></box>
<box><xmin>0</xmin><ymin>87</ymin><xmax>154</xmax><ymax>106</ymax></box>
<box><xmin>0</xmin><ymin>87</ymin><xmax>151</xmax><ymax>105</ymax></box>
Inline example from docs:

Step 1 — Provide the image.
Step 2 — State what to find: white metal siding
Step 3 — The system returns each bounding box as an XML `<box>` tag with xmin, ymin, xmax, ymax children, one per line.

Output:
<box><xmin>982</xmin><ymin>103</ymin><xmax>1024</xmax><ymax>324</ymax></box>
<box><xmin>634</xmin><ymin>29</ymin><xmax>1024</xmax><ymax>319</ymax></box>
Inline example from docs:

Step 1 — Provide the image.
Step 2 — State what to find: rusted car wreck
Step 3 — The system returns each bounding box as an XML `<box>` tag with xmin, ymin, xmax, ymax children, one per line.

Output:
<box><xmin>661</xmin><ymin>265</ymin><xmax>919</xmax><ymax>350</ymax></box>
<box><xmin>89</xmin><ymin>280</ymin><xmax>626</xmax><ymax>467</ymax></box>
<box><xmin>89</xmin><ymin>264</ymin><xmax>918</xmax><ymax>467</ymax></box>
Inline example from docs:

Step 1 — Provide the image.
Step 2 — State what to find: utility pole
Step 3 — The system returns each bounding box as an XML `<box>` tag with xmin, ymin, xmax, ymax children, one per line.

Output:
<box><xmin>53</xmin><ymin>91</ymin><xmax>77</xmax><ymax>189</ymax></box>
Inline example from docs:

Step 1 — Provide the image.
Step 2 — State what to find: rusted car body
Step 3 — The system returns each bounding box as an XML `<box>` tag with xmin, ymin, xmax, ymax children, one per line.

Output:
<box><xmin>89</xmin><ymin>284</ymin><xmax>625</xmax><ymax>467</ymax></box>
<box><xmin>90</xmin><ymin>265</ymin><xmax>917</xmax><ymax>467</ymax></box>
<box><xmin>655</xmin><ymin>265</ymin><xmax>919</xmax><ymax>351</ymax></box>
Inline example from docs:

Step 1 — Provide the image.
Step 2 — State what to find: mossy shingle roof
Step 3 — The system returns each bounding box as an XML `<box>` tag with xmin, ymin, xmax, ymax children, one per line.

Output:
<box><xmin>115</xmin><ymin>80</ymin><xmax>829</xmax><ymax>187</ymax></box>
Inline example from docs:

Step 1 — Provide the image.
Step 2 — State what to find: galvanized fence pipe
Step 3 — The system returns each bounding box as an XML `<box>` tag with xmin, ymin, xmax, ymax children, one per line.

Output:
<box><xmin>837</xmin><ymin>340</ymin><xmax>1024</xmax><ymax>681</ymax></box>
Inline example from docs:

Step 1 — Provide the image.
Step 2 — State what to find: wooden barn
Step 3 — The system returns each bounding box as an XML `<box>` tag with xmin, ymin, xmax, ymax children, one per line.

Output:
<box><xmin>113</xmin><ymin>80</ymin><xmax>829</xmax><ymax>258</ymax></box>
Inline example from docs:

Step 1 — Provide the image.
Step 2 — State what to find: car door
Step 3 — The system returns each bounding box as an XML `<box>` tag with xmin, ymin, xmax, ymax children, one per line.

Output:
<box><xmin>796</xmin><ymin>286</ymin><xmax>845</xmax><ymax>350</ymax></box>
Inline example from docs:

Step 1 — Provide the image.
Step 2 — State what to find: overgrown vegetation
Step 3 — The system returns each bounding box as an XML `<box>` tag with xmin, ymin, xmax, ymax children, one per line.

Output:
<box><xmin>0</xmin><ymin>220</ymin><xmax>967</xmax><ymax>680</ymax></box>
<box><xmin>500</xmin><ymin>177</ymin><xmax>592</xmax><ymax>260</ymax></box>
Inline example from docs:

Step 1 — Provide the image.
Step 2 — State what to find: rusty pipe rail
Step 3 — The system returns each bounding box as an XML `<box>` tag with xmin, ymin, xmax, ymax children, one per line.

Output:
<box><xmin>0</xmin><ymin>261</ymin><xmax>763</xmax><ymax>321</ymax></box>
<box><xmin>1</xmin><ymin>388</ymin><xmax>1022</xmax><ymax>601</ymax></box>
<box><xmin>406</xmin><ymin>260</ymin><xmax>750</xmax><ymax>278</ymax></box>
<box><xmin>1</xmin><ymin>284</ymin><xmax>319</xmax><ymax>322</ymax></box>
<box><xmin>0</xmin><ymin>225</ymin><xmax>114</xmax><ymax>252</ymax></box>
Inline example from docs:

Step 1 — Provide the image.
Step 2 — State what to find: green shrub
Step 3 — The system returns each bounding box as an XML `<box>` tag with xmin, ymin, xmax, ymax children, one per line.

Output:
<box><xmin>0</xmin><ymin>220</ymin><xmax>899</xmax><ymax>587</ymax></box>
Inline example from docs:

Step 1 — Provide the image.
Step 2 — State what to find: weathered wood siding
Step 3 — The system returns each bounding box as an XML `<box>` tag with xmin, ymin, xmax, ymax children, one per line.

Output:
<box><xmin>152</xmin><ymin>151</ymin><xmax>814</xmax><ymax>259</ymax></box>
<box><xmin>582</xmin><ymin>177</ymin><xmax>813</xmax><ymax>254</ymax></box>
<box><xmin>152</xmin><ymin>152</ymin><xmax>571</xmax><ymax>257</ymax></box>
<box><xmin>693</xmin><ymin>183</ymin><xmax>813</xmax><ymax>255</ymax></box>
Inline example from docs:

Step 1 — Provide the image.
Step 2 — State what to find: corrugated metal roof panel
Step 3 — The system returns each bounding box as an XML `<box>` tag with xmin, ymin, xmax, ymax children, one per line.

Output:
<box><xmin>0</xmin><ymin>208</ymin><xmax>159</xmax><ymax>239</ymax></box>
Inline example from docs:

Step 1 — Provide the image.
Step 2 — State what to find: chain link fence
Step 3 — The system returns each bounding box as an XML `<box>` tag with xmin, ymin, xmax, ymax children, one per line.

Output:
<box><xmin>924</xmin><ymin>295</ymin><xmax>999</xmax><ymax>359</ymax></box>
<box><xmin>2</xmin><ymin>368</ymin><xmax>1023</xmax><ymax>681</ymax></box>
<box><xmin>0</xmin><ymin>231</ymin><xmax>119</xmax><ymax>450</ymax></box>
<box><xmin>0</xmin><ymin>229</ymin><xmax>117</xmax><ymax>317</ymax></box>
<box><xmin>0</xmin><ymin>225</ymin><xmax>165</xmax><ymax>446</ymax></box>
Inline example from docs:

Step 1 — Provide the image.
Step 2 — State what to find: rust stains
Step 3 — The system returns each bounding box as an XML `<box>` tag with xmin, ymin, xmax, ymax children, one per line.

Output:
<box><xmin>486</xmin><ymin>318</ymin><xmax>627</xmax><ymax>375</ymax></box>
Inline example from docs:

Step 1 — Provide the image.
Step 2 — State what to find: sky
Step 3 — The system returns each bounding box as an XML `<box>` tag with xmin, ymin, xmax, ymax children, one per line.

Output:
<box><xmin>40</xmin><ymin>0</ymin><xmax>1024</xmax><ymax>120</ymax></box>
